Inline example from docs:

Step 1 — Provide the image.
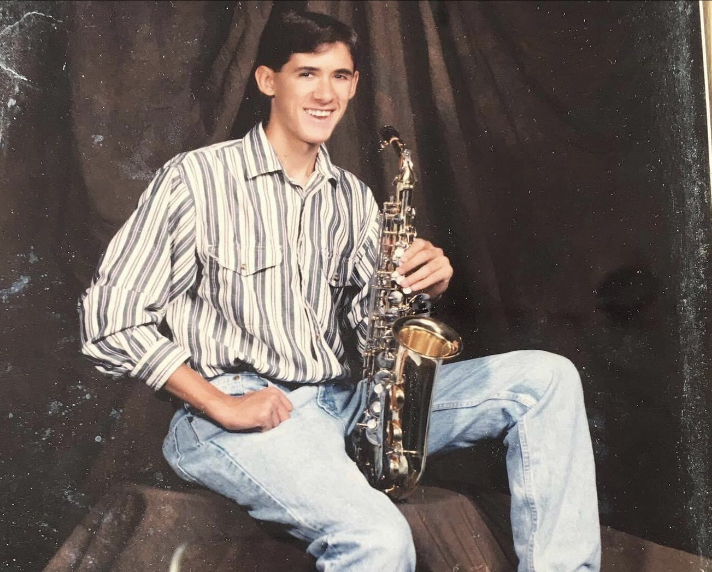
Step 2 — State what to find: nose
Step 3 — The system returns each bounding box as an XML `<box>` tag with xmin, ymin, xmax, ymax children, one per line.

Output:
<box><xmin>313</xmin><ymin>77</ymin><xmax>335</xmax><ymax>102</ymax></box>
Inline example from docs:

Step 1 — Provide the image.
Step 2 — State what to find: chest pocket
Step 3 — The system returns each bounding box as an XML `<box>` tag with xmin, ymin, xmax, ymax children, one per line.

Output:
<box><xmin>205</xmin><ymin>241</ymin><xmax>283</xmax><ymax>331</ymax></box>
<box><xmin>208</xmin><ymin>242</ymin><xmax>282</xmax><ymax>274</ymax></box>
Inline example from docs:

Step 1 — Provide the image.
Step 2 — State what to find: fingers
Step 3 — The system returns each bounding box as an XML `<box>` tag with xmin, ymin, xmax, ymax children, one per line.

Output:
<box><xmin>278</xmin><ymin>389</ymin><xmax>294</xmax><ymax>412</ymax></box>
<box><xmin>397</xmin><ymin>238</ymin><xmax>429</xmax><ymax>271</ymax></box>
<box><xmin>406</xmin><ymin>262</ymin><xmax>452</xmax><ymax>293</ymax></box>
<box><xmin>258</xmin><ymin>387</ymin><xmax>292</xmax><ymax>431</ymax></box>
<box><xmin>219</xmin><ymin>387</ymin><xmax>293</xmax><ymax>432</ymax></box>
<box><xmin>396</xmin><ymin>239</ymin><xmax>452</xmax><ymax>293</ymax></box>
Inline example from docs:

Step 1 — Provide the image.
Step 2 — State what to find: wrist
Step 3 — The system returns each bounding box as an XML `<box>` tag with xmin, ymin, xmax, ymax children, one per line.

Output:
<box><xmin>201</xmin><ymin>392</ymin><xmax>234</xmax><ymax>421</ymax></box>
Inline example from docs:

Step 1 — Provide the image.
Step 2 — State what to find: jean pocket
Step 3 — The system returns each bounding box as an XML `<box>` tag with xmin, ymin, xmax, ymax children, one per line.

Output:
<box><xmin>186</xmin><ymin>414</ymin><xmax>224</xmax><ymax>443</ymax></box>
<box><xmin>317</xmin><ymin>383</ymin><xmax>357</xmax><ymax>434</ymax></box>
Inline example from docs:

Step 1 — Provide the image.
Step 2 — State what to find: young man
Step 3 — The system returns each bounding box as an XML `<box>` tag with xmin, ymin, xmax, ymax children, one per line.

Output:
<box><xmin>79</xmin><ymin>10</ymin><xmax>601</xmax><ymax>572</ymax></box>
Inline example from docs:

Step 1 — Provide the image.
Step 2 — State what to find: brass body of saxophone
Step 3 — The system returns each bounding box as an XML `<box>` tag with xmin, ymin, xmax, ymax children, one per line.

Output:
<box><xmin>349</xmin><ymin>126</ymin><xmax>463</xmax><ymax>501</ymax></box>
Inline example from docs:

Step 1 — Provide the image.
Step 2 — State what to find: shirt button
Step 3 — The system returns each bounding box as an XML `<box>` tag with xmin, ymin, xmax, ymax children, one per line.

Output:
<box><xmin>240</xmin><ymin>263</ymin><xmax>247</xmax><ymax>271</ymax></box>
<box><xmin>233</xmin><ymin>374</ymin><xmax>240</xmax><ymax>380</ymax></box>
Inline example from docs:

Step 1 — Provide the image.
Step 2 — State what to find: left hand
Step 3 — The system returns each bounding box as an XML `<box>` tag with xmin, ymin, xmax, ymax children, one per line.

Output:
<box><xmin>395</xmin><ymin>238</ymin><xmax>453</xmax><ymax>300</ymax></box>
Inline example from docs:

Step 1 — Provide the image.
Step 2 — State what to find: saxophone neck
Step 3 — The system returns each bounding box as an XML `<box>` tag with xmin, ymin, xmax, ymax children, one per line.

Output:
<box><xmin>396</xmin><ymin>149</ymin><xmax>416</xmax><ymax>190</ymax></box>
<box><xmin>380</xmin><ymin>125</ymin><xmax>417</xmax><ymax>191</ymax></box>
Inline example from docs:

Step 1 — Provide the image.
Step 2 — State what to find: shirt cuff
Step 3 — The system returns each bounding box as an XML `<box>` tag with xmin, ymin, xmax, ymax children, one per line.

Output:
<box><xmin>130</xmin><ymin>338</ymin><xmax>191</xmax><ymax>391</ymax></box>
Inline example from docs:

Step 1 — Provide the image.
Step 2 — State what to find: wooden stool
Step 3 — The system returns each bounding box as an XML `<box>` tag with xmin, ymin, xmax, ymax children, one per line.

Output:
<box><xmin>42</xmin><ymin>483</ymin><xmax>516</xmax><ymax>572</ymax></box>
<box><xmin>43</xmin><ymin>482</ymin><xmax>712</xmax><ymax>572</ymax></box>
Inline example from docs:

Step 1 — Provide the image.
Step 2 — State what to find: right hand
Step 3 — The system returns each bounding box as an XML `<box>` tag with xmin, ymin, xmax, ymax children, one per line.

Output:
<box><xmin>208</xmin><ymin>386</ymin><xmax>294</xmax><ymax>432</ymax></box>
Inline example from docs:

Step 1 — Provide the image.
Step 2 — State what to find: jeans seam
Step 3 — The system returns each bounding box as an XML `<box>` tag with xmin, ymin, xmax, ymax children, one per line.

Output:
<box><xmin>203</xmin><ymin>439</ymin><xmax>325</xmax><ymax>538</ymax></box>
<box><xmin>519</xmin><ymin>416</ymin><xmax>538</xmax><ymax>572</ymax></box>
<box><xmin>432</xmin><ymin>392</ymin><xmax>537</xmax><ymax>411</ymax></box>
<box><xmin>171</xmin><ymin>420</ymin><xmax>200</xmax><ymax>484</ymax></box>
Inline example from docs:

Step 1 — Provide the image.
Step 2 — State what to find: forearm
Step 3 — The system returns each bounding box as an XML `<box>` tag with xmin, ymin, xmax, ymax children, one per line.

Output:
<box><xmin>162</xmin><ymin>364</ymin><xmax>294</xmax><ymax>432</ymax></box>
<box><xmin>162</xmin><ymin>363</ymin><xmax>228</xmax><ymax>416</ymax></box>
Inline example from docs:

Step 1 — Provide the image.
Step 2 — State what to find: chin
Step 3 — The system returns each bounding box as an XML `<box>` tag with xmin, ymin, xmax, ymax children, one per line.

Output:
<box><xmin>298</xmin><ymin>116</ymin><xmax>341</xmax><ymax>145</ymax></box>
<box><xmin>301</xmin><ymin>128</ymin><xmax>335</xmax><ymax>146</ymax></box>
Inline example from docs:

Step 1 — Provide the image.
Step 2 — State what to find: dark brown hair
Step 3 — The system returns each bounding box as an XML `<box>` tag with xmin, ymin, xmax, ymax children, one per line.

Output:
<box><xmin>255</xmin><ymin>10</ymin><xmax>360</xmax><ymax>72</ymax></box>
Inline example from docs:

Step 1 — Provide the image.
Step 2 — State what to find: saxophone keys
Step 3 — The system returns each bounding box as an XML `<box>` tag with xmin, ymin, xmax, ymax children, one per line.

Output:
<box><xmin>389</xmin><ymin>421</ymin><xmax>403</xmax><ymax>442</ymax></box>
<box><xmin>388</xmin><ymin>456</ymin><xmax>400</xmax><ymax>477</ymax></box>
<box><xmin>374</xmin><ymin>369</ymin><xmax>392</xmax><ymax>384</ymax></box>
<box><xmin>376</xmin><ymin>352</ymin><xmax>395</xmax><ymax>369</ymax></box>
<box><xmin>388</xmin><ymin>453</ymin><xmax>408</xmax><ymax>478</ymax></box>
<box><xmin>369</xmin><ymin>400</ymin><xmax>383</xmax><ymax>416</ymax></box>
<box><xmin>393</xmin><ymin>387</ymin><xmax>405</xmax><ymax>409</ymax></box>
<box><xmin>387</xmin><ymin>290</ymin><xmax>404</xmax><ymax>305</ymax></box>
<box><xmin>383</xmin><ymin>307</ymin><xmax>400</xmax><ymax>322</ymax></box>
<box><xmin>364</xmin><ymin>418</ymin><xmax>381</xmax><ymax>446</ymax></box>
<box><xmin>357</xmin><ymin>418</ymin><xmax>379</xmax><ymax>431</ymax></box>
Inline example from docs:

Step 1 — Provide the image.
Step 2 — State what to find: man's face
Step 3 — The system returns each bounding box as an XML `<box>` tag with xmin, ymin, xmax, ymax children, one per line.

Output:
<box><xmin>257</xmin><ymin>42</ymin><xmax>359</xmax><ymax>148</ymax></box>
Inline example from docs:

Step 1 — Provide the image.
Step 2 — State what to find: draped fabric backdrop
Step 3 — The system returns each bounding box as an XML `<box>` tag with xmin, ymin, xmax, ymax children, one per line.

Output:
<box><xmin>1</xmin><ymin>1</ymin><xmax>711</xmax><ymax>571</ymax></box>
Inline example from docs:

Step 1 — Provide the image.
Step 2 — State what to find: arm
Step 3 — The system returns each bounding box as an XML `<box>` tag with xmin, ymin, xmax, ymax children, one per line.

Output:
<box><xmin>163</xmin><ymin>364</ymin><xmax>293</xmax><ymax>431</ymax></box>
<box><xmin>79</xmin><ymin>163</ymin><xmax>292</xmax><ymax>430</ymax></box>
<box><xmin>78</xmin><ymin>163</ymin><xmax>195</xmax><ymax>389</ymax></box>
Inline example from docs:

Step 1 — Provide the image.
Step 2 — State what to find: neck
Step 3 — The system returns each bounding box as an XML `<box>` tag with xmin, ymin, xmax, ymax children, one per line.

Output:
<box><xmin>264</xmin><ymin>122</ymin><xmax>320</xmax><ymax>187</ymax></box>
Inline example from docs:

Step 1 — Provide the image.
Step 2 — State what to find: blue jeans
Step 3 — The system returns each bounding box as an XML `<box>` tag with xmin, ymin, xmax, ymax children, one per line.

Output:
<box><xmin>163</xmin><ymin>350</ymin><xmax>601</xmax><ymax>571</ymax></box>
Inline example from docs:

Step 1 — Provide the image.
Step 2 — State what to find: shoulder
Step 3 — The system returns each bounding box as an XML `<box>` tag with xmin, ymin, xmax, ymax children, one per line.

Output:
<box><xmin>163</xmin><ymin>139</ymin><xmax>246</xmax><ymax>173</ymax></box>
<box><xmin>332</xmin><ymin>165</ymin><xmax>378</xmax><ymax>211</ymax></box>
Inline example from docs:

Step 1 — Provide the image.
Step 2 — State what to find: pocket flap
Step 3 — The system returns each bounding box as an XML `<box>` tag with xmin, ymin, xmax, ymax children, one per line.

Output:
<box><xmin>208</xmin><ymin>242</ymin><xmax>282</xmax><ymax>276</ymax></box>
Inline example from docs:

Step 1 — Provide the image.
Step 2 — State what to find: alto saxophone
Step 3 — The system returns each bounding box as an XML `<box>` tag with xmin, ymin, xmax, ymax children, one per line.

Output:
<box><xmin>350</xmin><ymin>126</ymin><xmax>463</xmax><ymax>501</ymax></box>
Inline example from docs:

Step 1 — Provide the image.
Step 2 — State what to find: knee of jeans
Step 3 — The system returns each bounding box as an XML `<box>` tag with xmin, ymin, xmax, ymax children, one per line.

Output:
<box><xmin>523</xmin><ymin>350</ymin><xmax>584</xmax><ymax>402</ymax></box>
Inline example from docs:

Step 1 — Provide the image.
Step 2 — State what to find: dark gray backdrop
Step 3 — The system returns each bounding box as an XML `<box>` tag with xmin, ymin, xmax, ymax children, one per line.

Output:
<box><xmin>1</xmin><ymin>1</ymin><xmax>711</xmax><ymax>571</ymax></box>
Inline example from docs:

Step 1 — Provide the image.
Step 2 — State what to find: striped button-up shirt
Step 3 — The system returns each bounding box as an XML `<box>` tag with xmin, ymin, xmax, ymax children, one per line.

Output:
<box><xmin>79</xmin><ymin>124</ymin><xmax>380</xmax><ymax>390</ymax></box>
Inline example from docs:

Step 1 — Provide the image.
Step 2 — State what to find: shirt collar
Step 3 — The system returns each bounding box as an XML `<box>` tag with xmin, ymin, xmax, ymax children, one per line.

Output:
<box><xmin>244</xmin><ymin>123</ymin><xmax>339</xmax><ymax>184</ymax></box>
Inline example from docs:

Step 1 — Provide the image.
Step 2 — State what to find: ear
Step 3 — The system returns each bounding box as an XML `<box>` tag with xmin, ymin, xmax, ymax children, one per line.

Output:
<box><xmin>255</xmin><ymin>65</ymin><xmax>276</xmax><ymax>97</ymax></box>
<box><xmin>348</xmin><ymin>70</ymin><xmax>360</xmax><ymax>100</ymax></box>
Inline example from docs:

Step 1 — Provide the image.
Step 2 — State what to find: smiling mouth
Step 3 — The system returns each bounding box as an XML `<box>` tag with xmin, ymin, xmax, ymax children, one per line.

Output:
<box><xmin>305</xmin><ymin>108</ymin><xmax>334</xmax><ymax>119</ymax></box>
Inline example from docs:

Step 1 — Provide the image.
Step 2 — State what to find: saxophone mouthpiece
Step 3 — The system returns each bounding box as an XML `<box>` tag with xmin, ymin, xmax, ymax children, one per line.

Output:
<box><xmin>379</xmin><ymin>125</ymin><xmax>408</xmax><ymax>157</ymax></box>
<box><xmin>379</xmin><ymin>125</ymin><xmax>401</xmax><ymax>145</ymax></box>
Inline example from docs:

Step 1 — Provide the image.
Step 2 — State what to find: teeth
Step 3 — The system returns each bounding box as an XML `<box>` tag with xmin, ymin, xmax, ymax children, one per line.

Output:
<box><xmin>306</xmin><ymin>109</ymin><xmax>332</xmax><ymax>117</ymax></box>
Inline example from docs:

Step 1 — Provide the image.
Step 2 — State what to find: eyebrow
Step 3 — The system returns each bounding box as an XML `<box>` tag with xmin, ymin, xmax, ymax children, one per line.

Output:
<box><xmin>294</xmin><ymin>66</ymin><xmax>354</xmax><ymax>77</ymax></box>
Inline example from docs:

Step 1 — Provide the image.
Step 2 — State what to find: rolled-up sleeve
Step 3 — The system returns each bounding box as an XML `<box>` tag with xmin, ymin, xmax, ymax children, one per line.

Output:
<box><xmin>78</xmin><ymin>162</ymin><xmax>196</xmax><ymax>390</ymax></box>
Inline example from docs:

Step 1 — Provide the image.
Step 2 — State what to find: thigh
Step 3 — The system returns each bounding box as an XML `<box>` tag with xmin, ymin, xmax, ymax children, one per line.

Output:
<box><xmin>163</xmin><ymin>374</ymin><xmax>400</xmax><ymax>544</ymax></box>
<box><xmin>427</xmin><ymin>351</ymin><xmax>553</xmax><ymax>454</ymax></box>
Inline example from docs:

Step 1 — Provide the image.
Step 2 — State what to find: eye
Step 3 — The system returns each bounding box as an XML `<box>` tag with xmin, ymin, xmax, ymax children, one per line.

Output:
<box><xmin>334</xmin><ymin>73</ymin><xmax>349</xmax><ymax>80</ymax></box>
<box><xmin>299</xmin><ymin>71</ymin><xmax>314</xmax><ymax>78</ymax></box>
